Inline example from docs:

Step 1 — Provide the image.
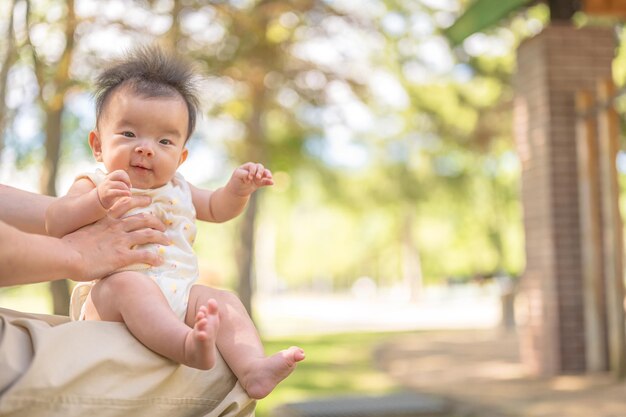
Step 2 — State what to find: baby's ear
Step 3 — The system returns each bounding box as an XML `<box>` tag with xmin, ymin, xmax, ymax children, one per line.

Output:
<box><xmin>88</xmin><ymin>130</ymin><xmax>103</xmax><ymax>162</ymax></box>
<box><xmin>178</xmin><ymin>148</ymin><xmax>188</xmax><ymax>166</ymax></box>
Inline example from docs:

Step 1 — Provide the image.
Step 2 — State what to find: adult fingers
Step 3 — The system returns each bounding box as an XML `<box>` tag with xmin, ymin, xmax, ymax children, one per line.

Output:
<box><xmin>122</xmin><ymin>212</ymin><xmax>166</xmax><ymax>232</ymax></box>
<box><xmin>108</xmin><ymin>195</ymin><xmax>151</xmax><ymax>218</ymax></box>
<box><xmin>125</xmin><ymin>249</ymin><xmax>163</xmax><ymax>267</ymax></box>
<box><xmin>128</xmin><ymin>228</ymin><xmax>171</xmax><ymax>247</ymax></box>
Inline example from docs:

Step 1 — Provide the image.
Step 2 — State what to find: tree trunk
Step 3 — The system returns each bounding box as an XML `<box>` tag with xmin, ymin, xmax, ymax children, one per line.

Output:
<box><xmin>489</xmin><ymin>175</ymin><xmax>506</xmax><ymax>272</ymax></box>
<box><xmin>42</xmin><ymin>105</ymin><xmax>70</xmax><ymax>315</ymax></box>
<box><xmin>40</xmin><ymin>107</ymin><xmax>62</xmax><ymax>197</ymax></box>
<box><xmin>163</xmin><ymin>0</ymin><xmax>183</xmax><ymax>48</ymax></box>
<box><xmin>29</xmin><ymin>0</ymin><xmax>77</xmax><ymax>316</ymax></box>
<box><xmin>402</xmin><ymin>208</ymin><xmax>423</xmax><ymax>302</ymax></box>
<box><xmin>548</xmin><ymin>0</ymin><xmax>577</xmax><ymax>21</ymax></box>
<box><xmin>236</xmin><ymin>78</ymin><xmax>265</xmax><ymax>316</ymax></box>
<box><xmin>236</xmin><ymin>192</ymin><xmax>257</xmax><ymax>316</ymax></box>
<box><xmin>0</xmin><ymin>0</ymin><xmax>18</xmax><ymax>156</ymax></box>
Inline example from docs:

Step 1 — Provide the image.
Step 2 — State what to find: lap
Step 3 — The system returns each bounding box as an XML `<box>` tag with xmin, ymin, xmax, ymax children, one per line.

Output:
<box><xmin>0</xmin><ymin>308</ymin><xmax>254</xmax><ymax>417</ymax></box>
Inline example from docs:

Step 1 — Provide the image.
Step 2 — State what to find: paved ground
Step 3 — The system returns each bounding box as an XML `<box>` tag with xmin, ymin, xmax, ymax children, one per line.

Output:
<box><xmin>255</xmin><ymin>285</ymin><xmax>501</xmax><ymax>337</ymax></box>
<box><xmin>375</xmin><ymin>329</ymin><xmax>626</xmax><ymax>417</ymax></box>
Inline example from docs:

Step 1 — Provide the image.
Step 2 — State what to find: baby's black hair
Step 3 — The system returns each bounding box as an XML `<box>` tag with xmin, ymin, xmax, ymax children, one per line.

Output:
<box><xmin>94</xmin><ymin>45</ymin><xmax>200</xmax><ymax>139</ymax></box>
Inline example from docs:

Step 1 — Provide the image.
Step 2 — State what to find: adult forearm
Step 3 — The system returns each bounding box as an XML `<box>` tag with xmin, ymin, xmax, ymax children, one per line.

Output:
<box><xmin>1</xmin><ymin>197</ymin><xmax>170</xmax><ymax>287</ymax></box>
<box><xmin>45</xmin><ymin>189</ymin><xmax>106</xmax><ymax>237</ymax></box>
<box><xmin>0</xmin><ymin>185</ymin><xmax>54</xmax><ymax>234</ymax></box>
<box><xmin>0</xmin><ymin>221</ymin><xmax>80</xmax><ymax>286</ymax></box>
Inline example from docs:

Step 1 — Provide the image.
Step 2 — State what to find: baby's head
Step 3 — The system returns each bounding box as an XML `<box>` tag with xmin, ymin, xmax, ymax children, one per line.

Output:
<box><xmin>94</xmin><ymin>45</ymin><xmax>200</xmax><ymax>139</ymax></box>
<box><xmin>89</xmin><ymin>45</ymin><xmax>200</xmax><ymax>189</ymax></box>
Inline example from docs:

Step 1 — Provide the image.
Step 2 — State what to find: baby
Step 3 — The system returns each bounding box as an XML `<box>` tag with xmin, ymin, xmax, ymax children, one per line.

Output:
<box><xmin>45</xmin><ymin>45</ymin><xmax>304</xmax><ymax>400</ymax></box>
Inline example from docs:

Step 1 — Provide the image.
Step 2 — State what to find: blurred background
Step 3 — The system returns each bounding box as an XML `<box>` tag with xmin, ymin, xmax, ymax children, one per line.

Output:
<box><xmin>0</xmin><ymin>0</ymin><xmax>528</xmax><ymax>315</ymax></box>
<box><xmin>2</xmin><ymin>1</ymin><xmax>626</xmax><ymax>416</ymax></box>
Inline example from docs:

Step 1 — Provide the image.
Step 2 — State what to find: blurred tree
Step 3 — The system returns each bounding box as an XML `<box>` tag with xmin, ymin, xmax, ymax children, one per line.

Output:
<box><xmin>22</xmin><ymin>0</ymin><xmax>78</xmax><ymax>314</ymax></box>
<box><xmin>0</xmin><ymin>0</ymin><xmax>19</xmax><ymax>156</ymax></box>
<box><xmin>156</xmin><ymin>0</ymin><xmax>381</xmax><ymax>313</ymax></box>
<box><xmin>357</xmin><ymin>1</ymin><xmax>547</xmax><ymax>282</ymax></box>
<box><xmin>0</xmin><ymin>0</ymin><xmax>544</xmax><ymax>313</ymax></box>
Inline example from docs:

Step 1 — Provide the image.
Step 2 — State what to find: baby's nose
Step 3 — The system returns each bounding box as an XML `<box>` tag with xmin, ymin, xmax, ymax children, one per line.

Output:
<box><xmin>135</xmin><ymin>141</ymin><xmax>154</xmax><ymax>156</ymax></box>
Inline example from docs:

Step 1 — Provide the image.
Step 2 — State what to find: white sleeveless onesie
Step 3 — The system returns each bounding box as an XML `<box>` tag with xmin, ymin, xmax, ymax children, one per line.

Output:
<box><xmin>70</xmin><ymin>169</ymin><xmax>199</xmax><ymax>321</ymax></box>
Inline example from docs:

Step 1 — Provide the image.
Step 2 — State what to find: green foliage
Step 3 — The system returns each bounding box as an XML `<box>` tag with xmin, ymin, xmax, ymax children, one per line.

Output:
<box><xmin>0</xmin><ymin>0</ymin><xmax>534</xmax><ymax>292</ymax></box>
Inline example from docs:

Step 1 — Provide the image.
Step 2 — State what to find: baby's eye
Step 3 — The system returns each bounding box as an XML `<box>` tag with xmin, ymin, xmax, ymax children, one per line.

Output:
<box><xmin>160</xmin><ymin>138</ymin><xmax>173</xmax><ymax>145</ymax></box>
<box><xmin>122</xmin><ymin>131</ymin><xmax>135</xmax><ymax>138</ymax></box>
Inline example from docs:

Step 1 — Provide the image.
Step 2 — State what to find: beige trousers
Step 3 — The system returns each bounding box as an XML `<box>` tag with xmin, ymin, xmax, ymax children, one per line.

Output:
<box><xmin>0</xmin><ymin>308</ymin><xmax>255</xmax><ymax>417</ymax></box>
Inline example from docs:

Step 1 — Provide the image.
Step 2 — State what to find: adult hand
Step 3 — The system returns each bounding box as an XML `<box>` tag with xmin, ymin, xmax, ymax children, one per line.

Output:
<box><xmin>63</xmin><ymin>195</ymin><xmax>169</xmax><ymax>281</ymax></box>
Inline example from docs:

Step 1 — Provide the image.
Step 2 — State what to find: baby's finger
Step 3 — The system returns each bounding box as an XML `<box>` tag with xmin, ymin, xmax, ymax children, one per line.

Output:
<box><xmin>253</xmin><ymin>177</ymin><xmax>274</xmax><ymax>188</ymax></box>
<box><xmin>246</xmin><ymin>164</ymin><xmax>256</xmax><ymax>180</ymax></box>
<box><xmin>107</xmin><ymin>188</ymin><xmax>132</xmax><ymax>199</ymax></box>
<box><xmin>255</xmin><ymin>163</ymin><xmax>265</xmax><ymax>179</ymax></box>
<box><xmin>240</xmin><ymin>162</ymin><xmax>258</xmax><ymax>180</ymax></box>
<box><xmin>262</xmin><ymin>168</ymin><xmax>273</xmax><ymax>180</ymax></box>
<box><xmin>232</xmin><ymin>167</ymin><xmax>250</xmax><ymax>184</ymax></box>
<box><xmin>108</xmin><ymin>169</ymin><xmax>132</xmax><ymax>188</ymax></box>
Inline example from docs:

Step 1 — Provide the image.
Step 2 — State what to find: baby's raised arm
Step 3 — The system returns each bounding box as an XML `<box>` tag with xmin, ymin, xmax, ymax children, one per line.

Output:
<box><xmin>191</xmin><ymin>162</ymin><xmax>273</xmax><ymax>223</ymax></box>
<box><xmin>45</xmin><ymin>170</ymin><xmax>132</xmax><ymax>237</ymax></box>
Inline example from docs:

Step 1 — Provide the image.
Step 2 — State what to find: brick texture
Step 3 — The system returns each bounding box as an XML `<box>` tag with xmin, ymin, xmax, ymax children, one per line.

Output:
<box><xmin>513</xmin><ymin>24</ymin><xmax>616</xmax><ymax>375</ymax></box>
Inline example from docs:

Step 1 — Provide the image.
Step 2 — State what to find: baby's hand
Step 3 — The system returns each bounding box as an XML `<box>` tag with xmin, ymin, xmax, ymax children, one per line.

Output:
<box><xmin>228</xmin><ymin>162</ymin><xmax>274</xmax><ymax>197</ymax></box>
<box><xmin>97</xmin><ymin>170</ymin><xmax>132</xmax><ymax>210</ymax></box>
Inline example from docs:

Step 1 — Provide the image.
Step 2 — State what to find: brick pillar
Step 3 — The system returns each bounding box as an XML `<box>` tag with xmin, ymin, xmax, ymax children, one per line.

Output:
<box><xmin>514</xmin><ymin>24</ymin><xmax>616</xmax><ymax>375</ymax></box>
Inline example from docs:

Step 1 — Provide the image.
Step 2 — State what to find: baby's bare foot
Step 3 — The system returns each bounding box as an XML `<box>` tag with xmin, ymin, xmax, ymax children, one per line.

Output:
<box><xmin>243</xmin><ymin>346</ymin><xmax>305</xmax><ymax>399</ymax></box>
<box><xmin>183</xmin><ymin>299</ymin><xmax>220</xmax><ymax>370</ymax></box>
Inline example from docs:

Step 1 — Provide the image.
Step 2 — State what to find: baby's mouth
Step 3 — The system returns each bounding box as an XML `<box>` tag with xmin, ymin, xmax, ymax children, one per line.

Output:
<box><xmin>130</xmin><ymin>163</ymin><xmax>152</xmax><ymax>173</ymax></box>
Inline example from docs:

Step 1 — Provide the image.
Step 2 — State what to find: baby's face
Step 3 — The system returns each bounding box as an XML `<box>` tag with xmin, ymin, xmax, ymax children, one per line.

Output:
<box><xmin>89</xmin><ymin>87</ymin><xmax>189</xmax><ymax>189</ymax></box>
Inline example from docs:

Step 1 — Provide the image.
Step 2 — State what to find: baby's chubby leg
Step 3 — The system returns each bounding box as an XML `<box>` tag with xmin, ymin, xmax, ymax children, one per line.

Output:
<box><xmin>188</xmin><ymin>285</ymin><xmax>305</xmax><ymax>399</ymax></box>
<box><xmin>87</xmin><ymin>272</ymin><xmax>219</xmax><ymax>370</ymax></box>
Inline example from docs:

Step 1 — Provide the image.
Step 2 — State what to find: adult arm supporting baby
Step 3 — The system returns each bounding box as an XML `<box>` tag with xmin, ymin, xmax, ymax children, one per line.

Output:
<box><xmin>0</xmin><ymin>184</ymin><xmax>254</xmax><ymax>416</ymax></box>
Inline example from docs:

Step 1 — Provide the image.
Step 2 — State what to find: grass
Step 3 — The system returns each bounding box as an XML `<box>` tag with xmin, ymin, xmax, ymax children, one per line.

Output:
<box><xmin>256</xmin><ymin>331</ymin><xmax>407</xmax><ymax>417</ymax></box>
<box><xmin>0</xmin><ymin>283</ymin><xmax>53</xmax><ymax>314</ymax></box>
